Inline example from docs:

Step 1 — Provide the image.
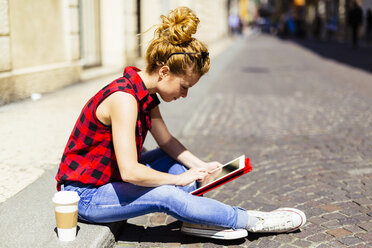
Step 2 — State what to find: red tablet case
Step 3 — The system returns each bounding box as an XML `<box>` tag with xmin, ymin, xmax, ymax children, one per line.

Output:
<box><xmin>191</xmin><ymin>157</ymin><xmax>252</xmax><ymax>196</ymax></box>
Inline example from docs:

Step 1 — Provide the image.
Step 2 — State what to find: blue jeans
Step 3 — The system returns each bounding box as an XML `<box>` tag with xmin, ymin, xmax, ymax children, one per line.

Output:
<box><xmin>63</xmin><ymin>148</ymin><xmax>248</xmax><ymax>229</ymax></box>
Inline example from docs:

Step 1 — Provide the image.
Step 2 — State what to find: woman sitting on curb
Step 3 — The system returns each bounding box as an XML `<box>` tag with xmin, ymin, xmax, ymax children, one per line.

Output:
<box><xmin>55</xmin><ymin>6</ymin><xmax>306</xmax><ymax>240</ymax></box>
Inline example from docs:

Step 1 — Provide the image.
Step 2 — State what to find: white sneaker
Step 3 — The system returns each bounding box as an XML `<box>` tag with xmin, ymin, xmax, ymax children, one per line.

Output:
<box><xmin>246</xmin><ymin>208</ymin><xmax>306</xmax><ymax>233</ymax></box>
<box><xmin>181</xmin><ymin>222</ymin><xmax>248</xmax><ymax>240</ymax></box>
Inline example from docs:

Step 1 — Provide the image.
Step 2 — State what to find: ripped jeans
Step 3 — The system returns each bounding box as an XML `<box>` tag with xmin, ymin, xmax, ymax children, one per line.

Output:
<box><xmin>63</xmin><ymin>148</ymin><xmax>248</xmax><ymax>229</ymax></box>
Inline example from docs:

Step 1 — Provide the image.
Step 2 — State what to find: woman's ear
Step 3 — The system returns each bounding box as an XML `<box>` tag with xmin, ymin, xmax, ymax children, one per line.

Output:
<box><xmin>158</xmin><ymin>66</ymin><xmax>170</xmax><ymax>79</ymax></box>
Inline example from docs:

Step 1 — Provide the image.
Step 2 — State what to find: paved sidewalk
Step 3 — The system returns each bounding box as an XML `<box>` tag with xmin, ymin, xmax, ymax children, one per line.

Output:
<box><xmin>1</xmin><ymin>31</ymin><xmax>371</xmax><ymax>247</ymax></box>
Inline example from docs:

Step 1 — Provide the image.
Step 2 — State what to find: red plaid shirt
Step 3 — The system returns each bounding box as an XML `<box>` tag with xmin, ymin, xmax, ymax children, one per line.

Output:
<box><xmin>56</xmin><ymin>66</ymin><xmax>160</xmax><ymax>190</ymax></box>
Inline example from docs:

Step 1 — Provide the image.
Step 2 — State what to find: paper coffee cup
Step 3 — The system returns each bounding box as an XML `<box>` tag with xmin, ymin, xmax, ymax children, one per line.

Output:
<box><xmin>52</xmin><ymin>191</ymin><xmax>80</xmax><ymax>242</ymax></box>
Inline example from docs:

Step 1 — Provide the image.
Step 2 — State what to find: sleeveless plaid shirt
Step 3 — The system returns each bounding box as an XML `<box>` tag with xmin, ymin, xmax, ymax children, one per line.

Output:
<box><xmin>56</xmin><ymin>66</ymin><xmax>160</xmax><ymax>190</ymax></box>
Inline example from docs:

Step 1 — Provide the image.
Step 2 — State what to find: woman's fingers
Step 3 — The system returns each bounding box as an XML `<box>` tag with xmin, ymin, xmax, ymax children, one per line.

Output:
<box><xmin>193</xmin><ymin>168</ymin><xmax>208</xmax><ymax>179</ymax></box>
<box><xmin>176</xmin><ymin>167</ymin><xmax>208</xmax><ymax>186</ymax></box>
<box><xmin>204</xmin><ymin>161</ymin><xmax>223</xmax><ymax>173</ymax></box>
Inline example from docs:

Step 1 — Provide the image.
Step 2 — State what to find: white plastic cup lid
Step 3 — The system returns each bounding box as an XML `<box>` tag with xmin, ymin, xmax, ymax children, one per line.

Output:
<box><xmin>52</xmin><ymin>191</ymin><xmax>80</xmax><ymax>205</ymax></box>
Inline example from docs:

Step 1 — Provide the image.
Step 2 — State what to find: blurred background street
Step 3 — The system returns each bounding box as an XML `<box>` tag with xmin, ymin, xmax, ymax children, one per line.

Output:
<box><xmin>1</xmin><ymin>0</ymin><xmax>372</xmax><ymax>247</ymax></box>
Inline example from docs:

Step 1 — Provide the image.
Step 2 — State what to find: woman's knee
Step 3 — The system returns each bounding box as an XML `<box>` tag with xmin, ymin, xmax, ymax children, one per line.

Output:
<box><xmin>152</xmin><ymin>184</ymin><xmax>182</xmax><ymax>197</ymax></box>
<box><xmin>151</xmin><ymin>185</ymin><xmax>188</xmax><ymax>208</ymax></box>
<box><xmin>168</xmin><ymin>163</ymin><xmax>187</xmax><ymax>175</ymax></box>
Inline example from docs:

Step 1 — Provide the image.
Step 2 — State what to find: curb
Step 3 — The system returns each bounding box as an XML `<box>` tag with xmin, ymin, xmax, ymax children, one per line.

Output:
<box><xmin>0</xmin><ymin>166</ymin><xmax>126</xmax><ymax>248</ymax></box>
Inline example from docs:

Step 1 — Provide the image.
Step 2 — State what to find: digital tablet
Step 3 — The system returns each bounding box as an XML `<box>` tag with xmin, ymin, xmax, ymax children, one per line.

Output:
<box><xmin>190</xmin><ymin>155</ymin><xmax>252</xmax><ymax>196</ymax></box>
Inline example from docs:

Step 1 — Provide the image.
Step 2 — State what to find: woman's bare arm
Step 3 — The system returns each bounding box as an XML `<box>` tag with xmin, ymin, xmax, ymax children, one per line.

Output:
<box><xmin>107</xmin><ymin>92</ymin><xmax>207</xmax><ymax>187</ymax></box>
<box><xmin>150</xmin><ymin>106</ymin><xmax>222</xmax><ymax>170</ymax></box>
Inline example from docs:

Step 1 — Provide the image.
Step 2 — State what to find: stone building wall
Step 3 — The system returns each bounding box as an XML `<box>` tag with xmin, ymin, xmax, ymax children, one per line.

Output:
<box><xmin>0</xmin><ymin>0</ymin><xmax>80</xmax><ymax>105</ymax></box>
<box><xmin>0</xmin><ymin>0</ymin><xmax>229</xmax><ymax>105</ymax></box>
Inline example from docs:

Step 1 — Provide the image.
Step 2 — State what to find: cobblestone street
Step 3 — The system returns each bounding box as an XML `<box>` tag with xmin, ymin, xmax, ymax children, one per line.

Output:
<box><xmin>115</xmin><ymin>34</ymin><xmax>372</xmax><ymax>247</ymax></box>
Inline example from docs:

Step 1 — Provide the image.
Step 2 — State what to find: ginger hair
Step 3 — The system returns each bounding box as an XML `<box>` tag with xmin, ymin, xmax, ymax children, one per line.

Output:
<box><xmin>145</xmin><ymin>7</ymin><xmax>210</xmax><ymax>76</ymax></box>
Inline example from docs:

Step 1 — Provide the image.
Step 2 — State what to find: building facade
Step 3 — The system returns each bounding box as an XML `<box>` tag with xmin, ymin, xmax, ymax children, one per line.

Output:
<box><xmin>0</xmin><ymin>0</ymin><xmax>229</xmax><ymax>105</ymax></box>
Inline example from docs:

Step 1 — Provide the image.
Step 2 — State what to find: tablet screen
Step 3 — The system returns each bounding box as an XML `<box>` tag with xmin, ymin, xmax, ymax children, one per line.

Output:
<box><xmin>194</xmin><ymin>156</ymin><xmax>243</xmax><ymax>190</ymax></box>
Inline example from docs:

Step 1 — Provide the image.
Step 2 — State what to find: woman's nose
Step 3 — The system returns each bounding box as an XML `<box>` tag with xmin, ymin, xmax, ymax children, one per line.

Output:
<box><xmin>182</xmin><ymin>90</ymin><xmax>188</xmax><ymax>98</ymax></box>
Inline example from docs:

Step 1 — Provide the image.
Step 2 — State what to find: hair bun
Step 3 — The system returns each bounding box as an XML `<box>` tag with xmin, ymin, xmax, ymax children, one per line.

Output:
<box><xmin>157</xmin><ymin>7</ymin><xmax>199</xmax><ymax>45</ymax></box>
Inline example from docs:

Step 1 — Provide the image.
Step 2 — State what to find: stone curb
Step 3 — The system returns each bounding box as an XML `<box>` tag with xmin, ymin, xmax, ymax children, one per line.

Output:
<box><xmin>0</xmin><ymin>166</ymin><xmax>125</xmax><ymax>248</ymax></box>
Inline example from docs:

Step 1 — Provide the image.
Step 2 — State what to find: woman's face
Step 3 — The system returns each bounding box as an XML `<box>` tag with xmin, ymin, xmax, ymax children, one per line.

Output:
<box><xmin>157</xmin><ymin>67</ymin><xmax>200</xmax><ymax>102</ymax></box>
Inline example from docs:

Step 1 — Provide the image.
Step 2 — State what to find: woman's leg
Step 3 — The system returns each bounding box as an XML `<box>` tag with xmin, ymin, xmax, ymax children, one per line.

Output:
<box><xmin>64</xmin><ymin>148</ymin><xmax>249</xmax><ymax>229</ymax></box>
<box><xmin>139</xmin><ymin>148</ymin><xmax>175</xmax><ymax>172</ymax></box>
<box><xmin>64</xmin><ymin>181</ymin><xmax>248</xmax><ymax>229</ymax></box>
<box><xmin>139</xmin><ymin>148</ymin><xmax>197</xmax><ymax>192</ymax></box>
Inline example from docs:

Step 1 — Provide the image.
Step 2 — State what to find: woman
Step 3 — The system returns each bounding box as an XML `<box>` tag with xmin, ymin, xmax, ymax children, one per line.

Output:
<box><xmin>56</xmin><ymin>7</ymin><xmax>306</xmax><ymax>240</ymax></box>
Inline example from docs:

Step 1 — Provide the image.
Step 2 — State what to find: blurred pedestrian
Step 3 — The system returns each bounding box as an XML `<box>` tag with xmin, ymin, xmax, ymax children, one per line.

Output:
<box><xmin>312</xmin><ymin>13</ymin><xmax>323</xmax><ymax>39</ymax></box>
<box><xmin>326</xmin><ymin>16</ymin><xmax>338</xmax><ymax>40</ymax></box>
<box><xmin>278</xmin><ymin>14</ymin><xmax>289</xmax><ymax>38</ymax></box>
<box><xmin>347</xmin><ymin>0</ymin><xmax>363</xmax><ymax>48</ymax></box>
<box><xmin>238</xmin><ymin>17</ymin><xmax>244</xmax><ymax>35</ymax></box>
<box><xmin>55</xmin><ymin>6</ymin><xmax>306</xmax><ymax>240</ymax></box>
<box><xmin>228</xmin><ymin>14</ymin><xmax>240</xmax><ymax>35</ymax></box>
<box><xmin>287</xmin><ymin>14</ymin><xmax>296</xmax><ymax>36</ymax></box>
<box><xmin>366</xmin><ymin>9</ymin><xmax>372</xmax><ymax>44</ymax></box>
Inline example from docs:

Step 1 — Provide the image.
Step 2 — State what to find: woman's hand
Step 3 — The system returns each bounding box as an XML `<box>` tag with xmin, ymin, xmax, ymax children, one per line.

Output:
<box><xmin>199</xmin><ymin>161</ymin><xmax>223</xmax><ymax>186</ymax></box>
<box><xmin>175</xmin><ymin>167</ymin><xmax>208</xmax><ymax>187</ymax></box>
<box><xmin>174</xmin><ymin>161</ymin><xmax>224</xmax><ymax>187</ymax></box>
<box><xmin>203</xmin><ymin>161</ymin><xmax>223</xmax><ymax>173</ymax></box>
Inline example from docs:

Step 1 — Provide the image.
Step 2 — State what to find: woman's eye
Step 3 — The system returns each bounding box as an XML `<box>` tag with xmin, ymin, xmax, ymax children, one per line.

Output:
<box><xmin>182</xmin><ymin>86</ymin><xmax>187</xmax><ymax>90</ymax></box>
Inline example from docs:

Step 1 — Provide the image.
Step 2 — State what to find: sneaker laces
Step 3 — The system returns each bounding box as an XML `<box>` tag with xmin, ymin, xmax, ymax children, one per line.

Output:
<box><xmin>250</xmin><ymin>211</ymin><xmax>295</xmax><ymax>232</ymax></box>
